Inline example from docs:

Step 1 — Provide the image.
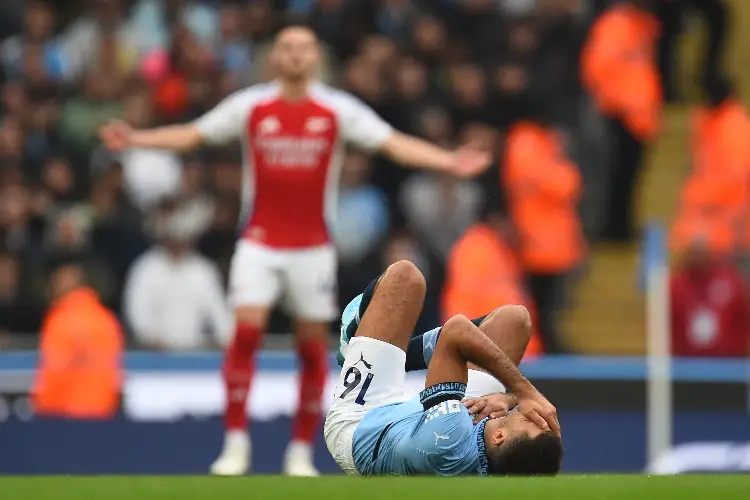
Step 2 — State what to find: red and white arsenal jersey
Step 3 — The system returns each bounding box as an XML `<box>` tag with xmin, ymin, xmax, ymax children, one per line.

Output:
<box><xmin>194</xmin><ymin>81</ymin><xmax>393</xmax><ymax>249</ymax></box>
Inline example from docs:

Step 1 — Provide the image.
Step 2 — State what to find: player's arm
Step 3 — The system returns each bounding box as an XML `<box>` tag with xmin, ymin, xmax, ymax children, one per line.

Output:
<box><xmin>99</xmin><ymin>89</ymin><xmax>250</xmax><ymax>152</ymax></box>
<box><xmin>379</xmin><ymin>132</ymin><xmax>469</xmax><ymax>173</ymax></box>
<box><xmin>426</xmin><ymin>315</ymin><xmax>560</xmax><ymax>434</ymax></box>
<box><xmin>340</xmin><ymin>93</ymin><xmax>489</xmax><ymax>177</ymax></box>
<box><xmin>127</xmin><ymin>124</ymin><xmax>204</xmax><ymax>151</ymax></box>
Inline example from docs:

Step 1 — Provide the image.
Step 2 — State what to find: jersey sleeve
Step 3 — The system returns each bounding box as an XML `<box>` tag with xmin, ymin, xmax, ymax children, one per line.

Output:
<box><xmin>409</xmin><ymin>383</ymin><xmax>477</xmax><ymax>475</ymax></box>
<box><xmin>337</xmin><ymin>92</ymin><xmax>393</xmax><ymax>152</ymax></box>
<box><xmin>193</xmin><ymin>88</ymin><xmax>256</xmax><ymax>145</ymax></box>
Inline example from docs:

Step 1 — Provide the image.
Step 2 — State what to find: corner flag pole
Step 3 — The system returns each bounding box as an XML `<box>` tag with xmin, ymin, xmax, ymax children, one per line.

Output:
<box><xmin>644</xmin><ymin>222</ymin><xmax>673</xmax><ymax>469</ymax></box>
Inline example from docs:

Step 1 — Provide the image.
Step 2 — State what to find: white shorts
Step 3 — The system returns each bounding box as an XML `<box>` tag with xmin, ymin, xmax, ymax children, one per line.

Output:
<box><xmin>323</xmin><ymin>337</ymin><xmax>506</xmax><ymax>475</ymax></box>
<box><xmin>324</xmin><ymin>337</ymin><xmax>408</xmax><ymax>475</ymax></box>
<box><xmin>228</xmin><ymin>240</ymin><xmax>338</xmax><ymax>321</ymax></box>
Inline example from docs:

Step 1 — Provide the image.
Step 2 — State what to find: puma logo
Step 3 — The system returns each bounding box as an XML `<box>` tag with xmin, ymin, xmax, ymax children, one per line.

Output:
<box><xmin>355</xmin><ymin>352</ymin><xmax>373</xmax><ymax>370</ymax></box>
<box><xmin>434</xmin><ymin>431</ymin><xmax>450</xmax><ymax>445</ymax></box>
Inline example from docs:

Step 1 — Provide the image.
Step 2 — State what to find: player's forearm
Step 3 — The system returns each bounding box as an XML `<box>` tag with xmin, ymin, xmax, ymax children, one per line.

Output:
<box><xmin>434</xmin><ymin>315</ymin><xmax>536</xmax><ymax>395</ymax></box>
<box><xmin>129</xmin><ymin>124</ymin><xmax>204</xmax><ymax>151</ymax></box>
<box><xmin>380</xmin><ymin>132</ymin><xmax>454</xmax><ymax>172</ymax></box>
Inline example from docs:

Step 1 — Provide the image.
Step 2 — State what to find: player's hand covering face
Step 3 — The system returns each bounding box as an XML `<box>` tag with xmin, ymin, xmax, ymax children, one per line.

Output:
<box><xmin>462</xmin><ymin>393</ymin><xmax>519</xmax><ymax>423</ymax></box>
<box><xmin>514</xmin><ymin>386</ymin><xmax>560</xmax><ymax>436</ymax></box>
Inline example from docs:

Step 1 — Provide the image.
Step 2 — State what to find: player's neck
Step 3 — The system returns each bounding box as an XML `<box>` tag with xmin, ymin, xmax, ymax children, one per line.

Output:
<box><xmin>280</xmin><ymin>79</ymin><xmax>312</xmax><ymax>102</ymax></box>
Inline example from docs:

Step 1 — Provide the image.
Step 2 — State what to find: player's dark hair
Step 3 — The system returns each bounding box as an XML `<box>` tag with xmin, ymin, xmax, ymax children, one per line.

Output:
<box><xmin>488</xmin><ymin>432</ymin><xmax>563</xmax><ymax>476</ymax></box>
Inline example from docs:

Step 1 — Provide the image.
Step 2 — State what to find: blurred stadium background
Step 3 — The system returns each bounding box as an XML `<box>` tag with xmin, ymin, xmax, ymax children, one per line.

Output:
<box><xmin>2</xmin><ymin>0</ymin><xmax>750</xmax><ymax>476</ymax></box>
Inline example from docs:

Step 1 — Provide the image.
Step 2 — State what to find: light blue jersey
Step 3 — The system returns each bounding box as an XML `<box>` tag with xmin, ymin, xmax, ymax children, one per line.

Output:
<box><xmin>351</xmin><ymin>382</ymin><xmax>491</xmax><ymax>476</ymax></box>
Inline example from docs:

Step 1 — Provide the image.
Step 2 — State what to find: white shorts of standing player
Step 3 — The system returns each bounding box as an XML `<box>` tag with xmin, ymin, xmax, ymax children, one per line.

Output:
<box><xmin>210</xmin><ymin>240</ymin><xmax>338</xmax><ymax>477</ymax></box>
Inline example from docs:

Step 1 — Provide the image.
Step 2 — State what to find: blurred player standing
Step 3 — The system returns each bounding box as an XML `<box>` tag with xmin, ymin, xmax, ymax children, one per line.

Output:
<box><xmin>99</xmin><ymin>26</ymin><xmax>489</xmax><ymax>477</ymax></box>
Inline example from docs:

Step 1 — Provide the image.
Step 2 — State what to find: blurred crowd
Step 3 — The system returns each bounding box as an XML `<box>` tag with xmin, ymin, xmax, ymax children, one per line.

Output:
<box><xmin>0</xmin><ymin>0</ymin><xmax>747</xmax><ymax>356</ymax></box>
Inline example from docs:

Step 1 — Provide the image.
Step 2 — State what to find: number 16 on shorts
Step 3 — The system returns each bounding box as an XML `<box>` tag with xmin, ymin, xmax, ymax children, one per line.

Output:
<box><xmin>339</xmin><ymin>366</ymin><xmax>374</xmax><ymax>406</ymax></box>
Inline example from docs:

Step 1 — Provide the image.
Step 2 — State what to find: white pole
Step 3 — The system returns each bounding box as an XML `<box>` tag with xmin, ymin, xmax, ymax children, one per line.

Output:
<box><xmin>645</xmin><ymin>248</ymin><xmax>673</xmax><ymax>469</ymax></box>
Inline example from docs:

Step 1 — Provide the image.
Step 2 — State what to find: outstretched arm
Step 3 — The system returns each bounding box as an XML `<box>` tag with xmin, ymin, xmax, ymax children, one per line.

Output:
<box><xmin>426</xmin><ymin>315</ymin><xmax>559</xmax><ymax>434</ymax></box>
<box><xmin>339</xmin><ymin>93</ymin><xmax>490</xmax><ymax>177</ymax></box>
<box><xmin>99</xmin><ymin>89</ymin><xmax>251</xmax><ymax>152</ymax></box>
<box><xmin>379</xmin><ymin>132</ymin><xmax>489</xmax><ymax>177</ymax></box>
<box><xmin>119</xmin><ymin>123</ymin><xmax>204</xmax><ymax>151</ymax></box>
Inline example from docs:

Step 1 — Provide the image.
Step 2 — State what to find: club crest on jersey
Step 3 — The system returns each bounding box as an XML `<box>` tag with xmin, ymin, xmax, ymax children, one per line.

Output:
<box><xmin>305</xmin><ymin>116</ymin><xmax>331</xmax><ymax>134</ymax></box>
<box><xmin>258</xmin><ymin>115</ymin><xmax>281</xmax><ymax>135</ymax></box>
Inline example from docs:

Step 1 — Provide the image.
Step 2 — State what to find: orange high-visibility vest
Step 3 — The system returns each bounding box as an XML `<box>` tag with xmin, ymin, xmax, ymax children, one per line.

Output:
<box><xmin>443</xmin><ymin>223</ymin><xmax>542</xmax><ymax>357</ymax></box>
<box><xmin>33</xmin><ymin>287</ymin><xmax>123</xmax><ymax>419</ymax></box>
<box><xmin>671</xmin><ymin>100</ymin><xmax>750</xmax><ymax>255</ymax></box>
<box><xmin>581</xmin><ymin>2</ymin><xmax>662</xmax><ymax>140</ymax></box>
<box><xmin>504</xmin><ymin>122</ymin><xmax>585</xmax><ymax>275</ymax></box>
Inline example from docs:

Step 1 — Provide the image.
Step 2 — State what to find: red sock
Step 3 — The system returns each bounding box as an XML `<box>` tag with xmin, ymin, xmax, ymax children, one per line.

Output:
<box><xmin>223</xmin><ymin>323</ymin><xmax>263</xmax><ymax>430</ymax></box>
<box><xmin>292</xmin><ymin>337</ymin><xmax>328</xmax><ymax>443</ymax></box>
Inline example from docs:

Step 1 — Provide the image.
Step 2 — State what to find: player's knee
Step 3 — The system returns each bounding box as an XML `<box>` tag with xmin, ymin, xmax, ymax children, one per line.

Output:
<box><xmin>385</xmin><ymin>260</ymin><xmax>426</xmax><ymax>298</ymax></box>
<box><xmin>494</xmin><ymin>305</ymin><xmax>532</xmax><ymax>340</ymax></box>
<box><xmin>233</xmin><ymin>309</ymin><xmax>267</xmax><ymax>352</ymax></box>
<box><xmin>295</xmin><ymin>320</ymin><xmax>329</xmax><ymax>340</ymax></box>
<box><xmin>442</xmin><ymin>314</ymin><xmax>473</xmax><ymax>338</ymax></box>
<box><xmin>235</xmin><ymin>306</ymin><xmax>270</xmax><ymax>330</ymax></box>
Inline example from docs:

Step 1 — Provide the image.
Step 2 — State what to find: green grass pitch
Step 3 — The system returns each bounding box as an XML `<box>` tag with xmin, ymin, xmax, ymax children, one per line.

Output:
<box><xmin>1</xmin><ymin>475</ymin><xmax>749</xmax><ymax>500</ymax></box>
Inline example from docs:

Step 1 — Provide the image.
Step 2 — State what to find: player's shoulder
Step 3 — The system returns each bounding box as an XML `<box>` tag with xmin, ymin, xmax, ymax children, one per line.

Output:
<box><xmin>309</xmin><ymin>82</ymin><xmax>369</xmax><ymax>113</ymax></box>
<box><xmin>225</xmin><ymin>81</ymin><xmax>282</xmax><ymax>107</ymax></box>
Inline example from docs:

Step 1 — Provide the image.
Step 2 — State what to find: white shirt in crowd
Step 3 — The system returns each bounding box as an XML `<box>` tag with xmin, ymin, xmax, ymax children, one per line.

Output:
<box><xmin>124</xmin><ymin>247</ymin><xmax>232</xmax><ymax>350</ymax></box>
<box><xmin>121</xmin><ymin>148</ymin><xmax>183</xmax><ymax>211</ymax></box>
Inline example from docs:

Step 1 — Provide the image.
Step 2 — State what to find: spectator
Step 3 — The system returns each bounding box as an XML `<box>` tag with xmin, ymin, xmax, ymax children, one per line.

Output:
<box><xmin>657</xmin><ymin>0</ymin><xmax>730</xmax><ymax>103</ymax></box>
<box><xmin>123</xmin><ymin>202</ymin><xmax>232</xmax><ymax>351</ymax></box>
<box><xmin>446</xmin><ymin>63</ymin><xmax>492</xmax><ymax>129</ymax></box>
<box><xmin>59</xmin><ymin>0</ymin><xmax>140</xmax><ymax>81</ymax></box>
<box><xmin>0</xmin><ymin>117</ymin><xmax>26</xmax><ymax>165</ymax></box>
<box><xmin>87</xmin><ymin>161</ymin><xmax>149</xmax><ymax>299</ymax></box>
<box><xmin>373</xmin><ymin>0</ymin><xmax>416</xmax><ymax>44</ymax></box>
<box><xmin>333</xmin><ymin>150</ymin><xmax>389</xmax><ymax>266</ymax></box>
<box><xmin>1</xmin><ymin>81</ymin><xmax>28</xmax><ymax>120</ymax></box>
<box><xmin>129</xmin><ymin>0</ymin><xmax>218</xmax><ymax>55</ymax></box>
<box><xmin>334</xmin><ymin>150</ymin><xmax>390</xmax><ymax>306</ymax></box>
<box><xmin>216</xmin><ymin>3</ymin><xmax>252</xmax><ymax>87</ymax></box>
<box><xmin>32</xmin><ymin>258</ymin><xmax>123</xmax><ymax>419</ymax></box>
<box><xmin>0</xmin><ymin>251</ymin><xmax>41</xmax><ymax>335</ymax></box>
<box><xmin>671</xmin><ymin>76</ymin><xmax>750</xmax><ymax>259</ymax></box>
<box><xmin>39</xmin><ymin>156</ymin><xmax>76</xmax><ymax>205</ymax></box>
<box><xmin>177</xmin><ymin>159</ymin><xmax>214</xmax><ymax>238</ymax></box>
<box><xmin>198</xmin><ymin>191</ymin><xmax>239</xmax><ymax>281</ymax></box>
<box><xmin>581</xmin><ymin>0</ymin><xmax>662</xmax><ymax>242</ymax></box>
<box><xmin>58</xmin><ymin>70</ymin><xmax>124</xmax><ymax>154</ymax></box>
<box><xmin>44</xmin><ymin>208</ymin><xmax>118</xmax><ymax>307</ymax></box>
<box><xmin>399</xmin><ymin>171</ymin><xmax>482</xmax><ymax>262</ymax></box>
<box><xmin>503</xmin><ymin>116</ymin><xmax>585</xmax><ymax>353</ymax></box>
<box><xmin>442</xmin><ymin>207</ymin><xmax>543</xmax><ymax>357</ymax></box>
<box><xmin>0</xmin><ymin>1</ymin><xmax>66</xmax><ymax>82</ymax></box>
<box><xmin>670</xmin><ymin>238</ymin><xmax>750</xmax><ymax>357</ymax></box>
<box><xmin>24</xmin><ymin>97</ymin><xmax>61</xmax><ymax>169</ymax></box>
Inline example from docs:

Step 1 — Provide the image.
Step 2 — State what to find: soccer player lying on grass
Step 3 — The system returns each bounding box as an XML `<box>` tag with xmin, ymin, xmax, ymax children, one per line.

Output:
<box><xmin>324</xmin><ymin>260</ymin><xmax>562</xmax><ymax>476</ymax></box>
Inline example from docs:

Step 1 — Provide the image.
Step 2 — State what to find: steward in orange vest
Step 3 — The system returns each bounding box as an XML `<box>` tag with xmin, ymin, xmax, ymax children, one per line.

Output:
<box><xmin>33</xmin><ymin>260</ymin><xmax>123</xmax><ymax>419</ymax></box>
<box><xmin>443</xmin><ymin>210</ymin><xmax>542</xmax><ymax>358</ymax></box>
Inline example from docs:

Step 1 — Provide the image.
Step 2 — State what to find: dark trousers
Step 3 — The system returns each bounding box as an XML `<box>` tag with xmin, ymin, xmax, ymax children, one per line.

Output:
<box><xmin>527</xmin><ymin>273</ymin><xmax>567</xmax><ymax>354</ymax></box>
<box><xmin>603</xmin><ymin>117</ymin><xmax>645</xmax><ymax>242</ymax></box>
<box><xmin>657</xmin><ymin>0</ymin><xmax>730</xmax><ymax>101</ymax></box>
